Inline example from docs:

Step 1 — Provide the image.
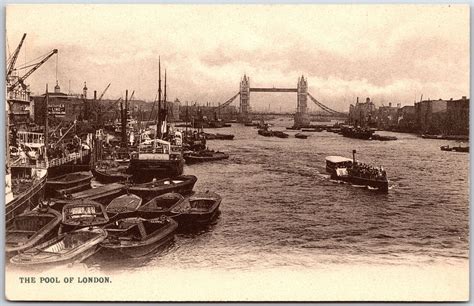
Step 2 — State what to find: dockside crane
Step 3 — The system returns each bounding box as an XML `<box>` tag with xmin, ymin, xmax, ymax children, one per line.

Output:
<box><xmin>98</xmin><ymin>83</ymin><xmax>111</xmax><ymax>101</ymax></box>
<box><xmin>8</xmin><ymin>48</ymin><xmax>58</xmax><ymax>92</ymax></box>
<box><xmin>6</xmin><ymin>33</ymin><xmax>27</xmax><ymax>79</ymax></box>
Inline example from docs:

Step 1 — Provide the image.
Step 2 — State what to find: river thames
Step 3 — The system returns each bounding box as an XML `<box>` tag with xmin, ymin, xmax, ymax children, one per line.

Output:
<box><xmin>6</xmin><ymin>117</ymin><xmax>469</xmax><ymax>301</ymax></box>
<box><xmin>85</xmin><ymin>117</ymin><xmax>469</xmax><ymax>271</ymax></box>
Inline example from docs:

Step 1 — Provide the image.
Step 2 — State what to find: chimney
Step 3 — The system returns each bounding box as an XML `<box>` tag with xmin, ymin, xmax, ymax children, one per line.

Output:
<box><xmin>389</xmin><ymin>102</ymin><xmax>392</xmax><ymax>107</ymax></box>
<box><xmin>366</xmin><ymin>97</ymin><xmax>370</xmax><ymax>103</ymax></box>
<box><xmin>462</xmin><ymin>96</ymin><xmax>467</xmax><ymax>100</ymax></box>
<box><xmin>356</xmin><ymin>97</ymin><xmax>359</xmax><ymax>104</ymax></box>
<box><xmin>94</xmin><ymin>90</ymin><xmax>97</xmax><ymax>100</ymax></box>
<box><xmin>397</xmin><ymin>103</ymin><xmax>401</xmax><ymax>108</ymax></box>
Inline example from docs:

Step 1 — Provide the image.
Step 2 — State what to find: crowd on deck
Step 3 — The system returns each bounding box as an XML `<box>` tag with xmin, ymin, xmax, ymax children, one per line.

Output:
<box><xmin>349</xmin><ymin>162</ymin><xmax>387</xmax><ymax>181</ymax></box>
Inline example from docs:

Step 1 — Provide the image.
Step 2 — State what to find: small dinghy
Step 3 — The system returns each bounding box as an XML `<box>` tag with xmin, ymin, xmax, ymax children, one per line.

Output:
<box><xmin>171</xmin><ymin>191</ymin><xmax>222</xmax><ymax>228</ymax></box>
<box><xmin>92</xmin><ymin>165</ymin><xmax>132</xmax><ymax>184</ymax></box>
<box><xmin>61</xmin><ymin>200</ymin><xmax>109</xmax><ymax>233</ymax></box>
<box><xmin>215</xmin><ymin>133</ymin><xmax>234</xmax><ymax>140</ymax></box>
<box><xmin>137</xmin><ymin>193</ymin><xmax>185</xmax><ymax>218</ymax></box>
<box><xmin>106</xmin><ymin>193</ymin><xmax>142</xmax><ymax>220</ymax></box>
<box><xmin>69</xmin><ymin>183</ymin><xmax>126</xmax><ymax>205</ymax></box>
<box><xmin>46</xmin><ymin>172</ymin><xmax>93</xmax><ymax>198</ymax></box>
<box><xmin>10</xmin><ymin>227</ymin><xmax>107</xmax><ymax>266</ymax></box>
<box><xmin>100</xmin><ymin>216</ymin><xmax>178</xmax><ymax>258</ymax></box>
<box><xmin>6</xmin><ymin>206</ymin><xmax>62</xmax><ymax>257</ymax></box>
<box><xmin>258</xmin><ymin>129</ymin><xmax>274</xmax><ymax>137</ymax></box>
<box><xmin>452</xmin><ymin>145</ymin><xmax>469</xmax><ymax>152</ymax></box>
<box><xmin>184</xmin><ymin>151</ymin><xmax>229</xmax><ymax>164</ymax></box>
<box><xmin>129</xmin><ymin>175</ymin><xmax>197</xmax><ymax>203</ymax></box>
<box><xmin>295</xmin><ymin>133</ymin><xmax>308</xmax><ymax>139</ymax></box>
<box><xmin>273</xmin><ymin>131</ymin><xmax>289</xmax><ymax>138</ymax></box>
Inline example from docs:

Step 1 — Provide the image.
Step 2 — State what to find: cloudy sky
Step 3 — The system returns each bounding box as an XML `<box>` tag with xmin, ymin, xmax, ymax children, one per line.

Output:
<box><xmin>6</xmin><ymin>4</ymin><xmax>469</xmax><ymax>112</ymax></box>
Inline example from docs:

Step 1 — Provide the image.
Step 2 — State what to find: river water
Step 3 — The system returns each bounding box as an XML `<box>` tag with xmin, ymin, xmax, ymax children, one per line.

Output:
<box><xmin>6</xmin><ymin>117</ymin><xmax>469</xmax><ymax>300</ymax></box>
<box><xmin>85</xmin><ymin>117</ymin><xmax>468</xmax><ymax>271</ymax></box>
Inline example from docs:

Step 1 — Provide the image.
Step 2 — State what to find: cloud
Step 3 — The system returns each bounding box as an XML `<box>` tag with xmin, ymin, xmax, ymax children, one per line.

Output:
<box><xmin>6</xmin><ymin>4</ymin><xmax>469</xmax><ymax>112</ymax></box>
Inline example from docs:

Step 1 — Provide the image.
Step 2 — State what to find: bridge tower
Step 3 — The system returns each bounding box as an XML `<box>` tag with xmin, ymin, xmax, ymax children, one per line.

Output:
<box><xmin>294</xmin><ymin>75</ymin><xmax>310</xmax><ymax>127</ymax></box>
<box><xmin>239</xmin><ymin>75</ymin><xmax>251</xmax><ymax>123</ymax></box>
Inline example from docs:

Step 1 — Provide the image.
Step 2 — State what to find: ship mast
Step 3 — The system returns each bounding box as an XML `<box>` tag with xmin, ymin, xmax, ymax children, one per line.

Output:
<box><xmin>164</xmin><ymin>69</ymin><xmax>167</xmax><ymax>136</ymax></box>
<box><xmin>156</xmin><ymin>57</ymin><xmax>162</xmax><ymax>141</ymax></box>
<box><xmin>44</xmin><ymin>84</ymin><xmax>49</xmax><ymax>164</ymax></box>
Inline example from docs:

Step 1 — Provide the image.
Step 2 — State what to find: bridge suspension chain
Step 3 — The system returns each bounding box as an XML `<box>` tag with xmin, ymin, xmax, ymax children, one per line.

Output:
<box><xmin>214</xmin><ymin>92</ymin><xmax>240</xmax><ymax>110</ymax></box>
<box><xmin>307</xmin><ymin>93</ymin><xmax>346</xmax><ymax>116</ymax></box>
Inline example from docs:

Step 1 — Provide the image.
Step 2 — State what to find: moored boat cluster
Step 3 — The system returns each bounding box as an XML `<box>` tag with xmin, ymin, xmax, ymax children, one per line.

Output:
<box><xmin>7</xmin><ymin>172</ymin><xmax>223</xmax><ymax>265</ymax></box>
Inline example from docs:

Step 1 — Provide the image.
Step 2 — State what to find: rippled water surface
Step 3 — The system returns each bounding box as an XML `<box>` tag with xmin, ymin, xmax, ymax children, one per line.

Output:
<box><xmin>29</xmin><ymin>118</ymin><xmax>474</xmax><ymax>272</ymax></box>
<box><xmin>84</xmin><ymin>118</ymin><xmax>469</xmax><ymax>272</ymax></box>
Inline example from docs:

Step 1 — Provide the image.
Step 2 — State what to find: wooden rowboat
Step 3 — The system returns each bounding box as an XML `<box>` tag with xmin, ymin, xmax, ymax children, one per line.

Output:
<box><xmin>49</xmin><ymin>183</ymin><xmax>126</xmax><ymax>212</ymax></box>
<box><xmin>10</xmin><ymin>227</ymin><xmax>107</xmax><ymax>266</ymax></box>
<box><xmin>106</xmin><ymin>193</ymin><xmax>142</xmax><ymax>220</ymax></box>
<box><xmin>137</xmin><ymin>193</ymin><xmax>185</xmax><ymax>219</ymax></box>
<box><xmin>184</xmin><ymin>151</ymin><xmax>229</xmax><ymax>164</ymax></box>
<box><xmin>171</xmin><ymin>191</ymin><xmax>222</xmax><ymax>228</ymax></box>
<box><xmin>70</xmin><ymin>183</ymin><xmax>126</xmax><ymax>205</ymax></box>
<box><xmin>6</xmin><ymin>206</ymin><xmax>62</xmax><ymax>257</ymax></box>
<box><xmin>92</xmin><ymin>167</ymin><xmax>132</xmax><ymax>184</ymax></box>
<box><xmin>100</xmin><ymin>216</ymin><xmax>178</xmax><ymax>258</ymax></box>
<box><xmin>61</xmin><ymin>200</ymin><xmax>109</xmax><ymax>233</ymax></box>
<box><xmin>129</xmin><ymin>175</ymin><xmax>197</xmax><ymax>203</ymax></box>
<box><xmin>46</xmin><ymin>172</ymin><xmax>93</xmax><ymax>198</ymax></box>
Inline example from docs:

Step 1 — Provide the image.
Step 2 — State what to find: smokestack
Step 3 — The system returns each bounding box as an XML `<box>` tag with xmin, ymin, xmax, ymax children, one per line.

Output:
<box><xmin>94</xmin><ymin>90</ymin><xmax>97</xmax><ymax>100</ymax></box>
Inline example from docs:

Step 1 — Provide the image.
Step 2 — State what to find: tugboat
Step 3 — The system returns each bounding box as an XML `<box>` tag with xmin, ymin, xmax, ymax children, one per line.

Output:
<box><xmin>325</xmin><ymin>150</ymin><xmax>389</xmax><ymax>192</ymax></box>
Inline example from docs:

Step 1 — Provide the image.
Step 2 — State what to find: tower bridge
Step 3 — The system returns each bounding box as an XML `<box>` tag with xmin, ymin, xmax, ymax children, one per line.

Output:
<box><xmin>215</xmin><ymin>75</ymin><xmax>346</xmax><ymax>127</ymax></box>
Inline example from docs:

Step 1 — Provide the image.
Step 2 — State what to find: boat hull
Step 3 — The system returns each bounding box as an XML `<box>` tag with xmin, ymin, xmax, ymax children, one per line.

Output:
<box><xmin>128</xmin><ymin>159</ymin><xmax>184</xmax><ymax>183</ymax></box>
<box><xmin>92</xmin><ymin>168</ymin><xmax>131</xmax><ymax>184</ymax></box>
<box><xmin>6</xmin><ymin>171</ymin><xmax>47</xmax><ymax>227</ymax></box>
<box><xmin>333</xmin><ymin>174</ymin><xmax>389</xmax><ymax>192</ymax></box>
<box><xmin>6</xmin><ymin>208</ymin><xmax>62</xmax><ymax>256</ymax></box>
<box><xmin>129</xmin><ymin>175</ymin><xmax>197</xmax><ymax>203</ymax></box>
<box><xmin>173</xmin><ymin>206</ymin><xmax>221</xmax><ymax>228</ymax></box>
<box><xmin>101</xmin><ymin>218</ymin><xmax>178</xmax><ymax>258</ymax></box>
<box><xmin>184</xmin><ymin>153</ymin><xmax>229</xmax><ymax>164</ymax></box>
<box><xmin>9</xmin><ymin>227</ymin><xmax>107</xmax><ymax>266</ymax></box>
<box><xmin>45</xmin><ymin>172</ymin><xmax>93</xmax><ymax>198</ymax></box>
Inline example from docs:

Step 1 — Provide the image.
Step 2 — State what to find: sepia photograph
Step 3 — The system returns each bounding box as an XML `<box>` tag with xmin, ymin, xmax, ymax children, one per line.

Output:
<box><xmin>3</xmin><ymin>4</ymin><xmax>470</xmax><ymax>302</ymax></box>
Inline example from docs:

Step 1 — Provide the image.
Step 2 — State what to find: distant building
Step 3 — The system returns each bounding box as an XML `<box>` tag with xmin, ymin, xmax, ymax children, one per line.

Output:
<box><xmin>179</xmin><ymin>103</ymin><xmax>238</xmax><ymax>122</ymax></box>
<box><xmin>32</xmin><ymin>81</ymin><xmax>90</xmax><ymax>125</ymax></box>
<box><xmin>415</xmin><ymin>97</ymin><xmax>469</xmax><ymax>135</ymax></box>
<box><xmin>166</xmin><ymin>99</ymin><xmax>180</xmax><ymax>122</ymax></box>
<box><xmin>348</xmin><ymin>97</ymin><xmax>377</xmax><ymax>127</ymax></box>
<box><xmin>396</xmin><ymin>105</ymin><xmax>416</xmax><ymax>132</ymax></box>
<box><xmin>446</xmin><ymin>97</ymin><xmax>469</xmax><ymax>135</ymax></box>
<box><xmin>377</xmin><ymin>103</ymin><xmax>400</xmax><ymax>130</ymax></box>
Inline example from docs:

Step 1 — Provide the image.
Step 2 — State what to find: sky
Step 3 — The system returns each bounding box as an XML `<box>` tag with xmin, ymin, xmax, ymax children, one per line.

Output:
<box><xmin>6</xmin><ymin>4</ymin><xmax>469</xmax><ymax>112</ymax></box>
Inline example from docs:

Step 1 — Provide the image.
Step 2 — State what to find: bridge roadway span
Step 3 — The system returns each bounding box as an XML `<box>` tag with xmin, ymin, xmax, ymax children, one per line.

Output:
<box><xmin>249</xmin><ymin>88</ymin><xmax>298</xmax><ymax>93</ymax></box>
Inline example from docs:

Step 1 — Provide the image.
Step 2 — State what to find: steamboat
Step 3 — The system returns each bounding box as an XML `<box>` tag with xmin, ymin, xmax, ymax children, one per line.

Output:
<box><xmin>325</xmin><ymin>150</ymin><xmax>389</xmax><ymax>192</ymax></box>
